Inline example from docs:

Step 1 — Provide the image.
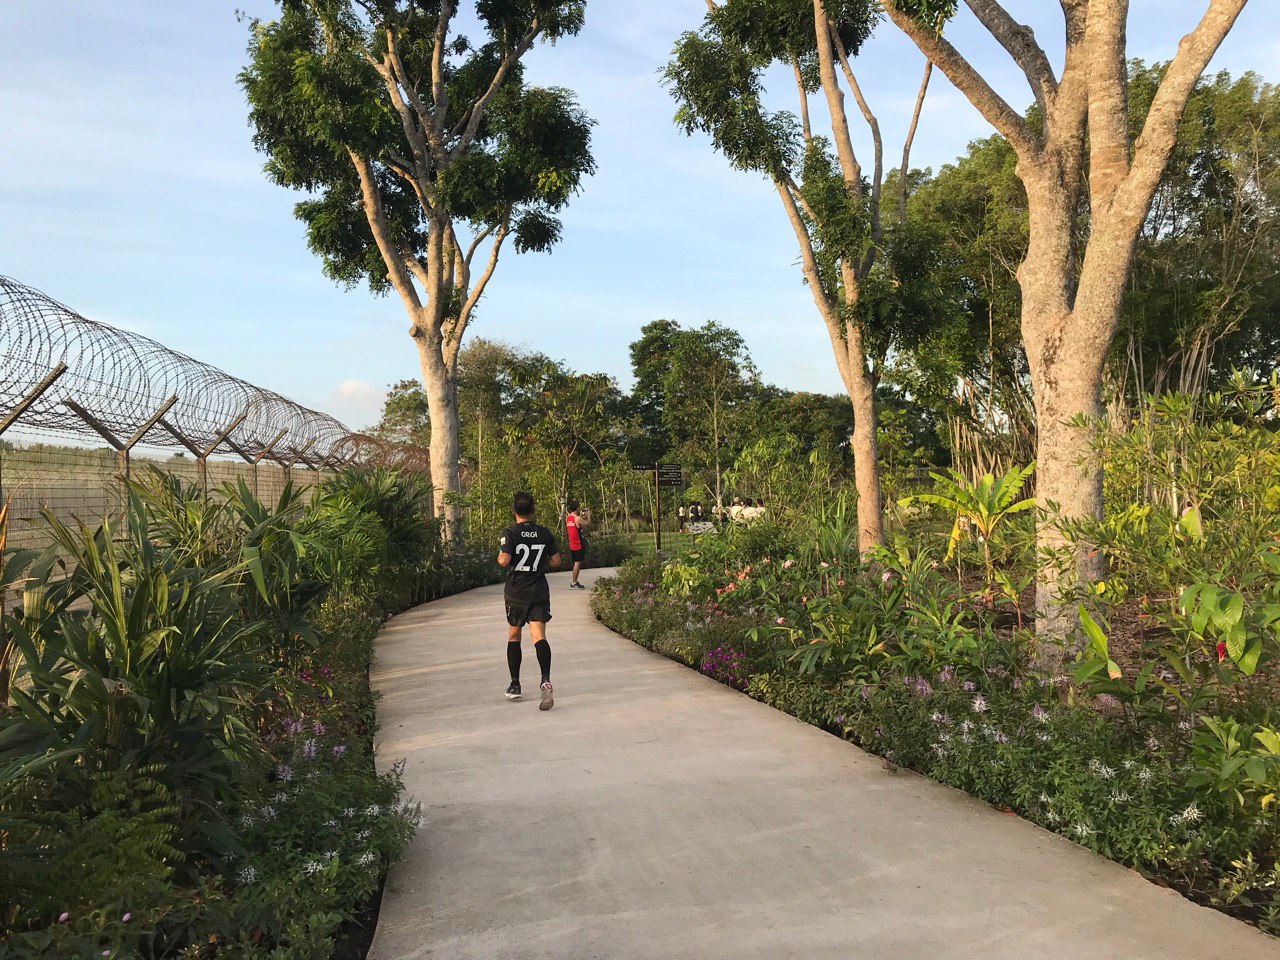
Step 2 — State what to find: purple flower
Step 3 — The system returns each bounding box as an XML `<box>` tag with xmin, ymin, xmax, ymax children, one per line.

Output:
<box><xmin>302</xmin><ymin>738</ymin><xmax>318</xmax><ymax>760</ymax></box>
<box><xmin>859</xmin><ymin>685</ymin><xmax>871</xmax><ymax>700</ymax></box>
<box><xmin>914</xmin><ymin>677</ymin><xmax>933</xmax><ymax>698</ymax></box>
<box><xmin>312</xmin><ymin>721</ymin><xmax>326</xmax><ymax>736</ymax></box>
<box><xmin>122</xmin><ymin>913</ymin><xmax>132</xmax><ymax>923</ymax></box>
<box><xmin>938</xmin><ymin>666</ymin><xmax>955</xmax><ymax>683</ymax></box>
<box><xmin>962</xmin><ymin>680</ymin><xmax>976</xmax><ymax>692</ymax></box>
<box><xmin>1031</xmin><ymin>704</ymin><xmax>1048</xmax><ymax>723</ymax></box>
<box><xmin>332</xmin><ymin>744</ymin><xmax>348</xmax><ymax>759</ymax></box>
<box><xmin>58</xmin><ymin>912</ymin><xmax>69</xmax><ymax>923</ymax></box>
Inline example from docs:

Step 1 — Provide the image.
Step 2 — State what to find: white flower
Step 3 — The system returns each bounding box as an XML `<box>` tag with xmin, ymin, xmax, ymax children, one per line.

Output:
<box><xmin>1038</xmin><ymin>793</ymin><xmax>1052</xmax><ymax>805</ymax></box>
<box><xmin>1045</xmin><ymin>810</ymin><xmax>1061</xmax><ymax>824</ymax></box>
<box><xmin>971</xmin><ymin>695</ymin><xmax>989</xmax><ymax>714</ymax></box>
<box><xmin>238</xmin><ymin>814</ymin><xmax>256</xmax><ymax>829</ymax></box>
<box><xmin>1071</xmin><ymin>822</ymin><xmax>1095</xmax><ymax>839</ymax></box>
<box><xmin>344</xmin><ymin>808</ymin><xmax>357</xmax><ymax>818</ymax></box>
<box><xmin>237</xmin><ymin>866</ymin><xmax>258</xmax><ymax>884</ymax></box>
<box><xmin>357</xmin><ymin>851</ymin><xmax>377</xmax><ymax>867</ymax></box>
<box><xmin>364</xmin><ymin>804</ymin><xmax>382</xmax><ymax>817</ymax></box>
<box><xmin>1110</xmin><ymin>790</ymin><xmax>1131</xmax><ymax>803</ymax></box>
<box><xmin>302</xmin><ymin>859</ymin><xmax>324</xmax><ymax>876</ymax></box>
<box><xmin>356</xmin><ymin>828</ymin><xmax>372</xmax><ymax>842</ymax></box>
<box><xmin>325</xmin><ymin>850</ymin><xmax>339</xmax><ymax>860</ymax></box>
<box><xmin>1173</xmin><ymin>803</ymin><xmax>1202</xmax><ymax>825</ymax></box>
<box><xmin>1136</xmin><ymin>767</ymin><xmax>1154</xmax><ymax>784</ymax></box>
<box><xmin>1088</xmin><ymin>759</ymin><xmax>1116</xmax><ymax>780</ymax></box>
<box><xmin>259</xmin><ymin>804</ymin><xmax>278</xmax><ymax>822</ymax></box>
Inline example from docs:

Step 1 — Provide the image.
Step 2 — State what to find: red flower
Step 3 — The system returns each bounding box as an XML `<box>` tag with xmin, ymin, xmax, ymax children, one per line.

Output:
<box><xmin>1216</xmin><ymin>641</ymin><xmax>1227</xmax><ymax>663</ymax></box>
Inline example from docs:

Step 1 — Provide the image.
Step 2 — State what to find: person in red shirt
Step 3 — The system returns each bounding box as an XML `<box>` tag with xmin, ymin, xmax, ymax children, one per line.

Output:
<box><xmin>565</xmin><ymin>499</ymin><xmax>587</xmax><ymax>589</ymax></box>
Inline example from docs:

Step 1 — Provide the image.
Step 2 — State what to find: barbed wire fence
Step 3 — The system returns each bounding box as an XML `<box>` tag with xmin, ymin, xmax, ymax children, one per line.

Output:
<box><xmin>0</xmin><ymin>275</ymin><xmax>429</xmax><ymax>550</ymax></box>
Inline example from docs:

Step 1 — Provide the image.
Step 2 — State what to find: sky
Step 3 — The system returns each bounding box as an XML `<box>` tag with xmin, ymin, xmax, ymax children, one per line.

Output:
<box><xmin>1</xmin><ymin>1</ymin><xmax>1276</xmax><ymax>431</ymax></box>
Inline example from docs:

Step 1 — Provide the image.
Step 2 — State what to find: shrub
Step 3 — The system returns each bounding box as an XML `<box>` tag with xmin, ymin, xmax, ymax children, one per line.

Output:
<box><xmin>0</xmin><ymin>467</ymin><xmax>495</xmax><ymax>956</ymax></box>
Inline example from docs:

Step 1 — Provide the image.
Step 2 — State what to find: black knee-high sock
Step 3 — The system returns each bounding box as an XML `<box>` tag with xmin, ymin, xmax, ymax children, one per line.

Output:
<box><xmin>507</xmin><ymin>641</ymin><xmax>522</xmax><ymax>681</ymax></box>
<box><xmin>534</xmin><ymin>639</ymin><xmax>551</xmax><ymax>684</ymax></box>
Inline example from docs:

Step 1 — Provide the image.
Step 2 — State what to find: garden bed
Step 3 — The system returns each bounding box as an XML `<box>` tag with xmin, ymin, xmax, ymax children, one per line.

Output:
<box><xmin>592</xmin><ymin>535</ymin><xmax>1280</xmax><ymax>938</ymax></box>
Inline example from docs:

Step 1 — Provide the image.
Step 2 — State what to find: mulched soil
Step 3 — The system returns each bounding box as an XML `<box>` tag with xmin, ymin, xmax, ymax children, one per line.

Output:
<box><xmin>331</xmin><ymin>875</ymin><xmax>386</xmax><ymax>960</ymax></box>
<box><xmin>957</xmin><ymin>568</ymin><xmax>1280</xmax><ymax>705</ymax></box>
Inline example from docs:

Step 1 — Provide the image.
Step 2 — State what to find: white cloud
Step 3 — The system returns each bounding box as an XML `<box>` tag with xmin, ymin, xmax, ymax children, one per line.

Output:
<box><xmin>326</xmin><ymin>380</ymin><xmax>385</xmax><ymax>432</ymax></box>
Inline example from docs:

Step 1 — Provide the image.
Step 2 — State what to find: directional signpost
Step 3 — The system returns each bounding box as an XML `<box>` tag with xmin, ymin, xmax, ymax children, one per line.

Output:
<box><xmin>633</xmin><ymin>462</ymin><xmax>683</xmax><ymax>552</ymax></box>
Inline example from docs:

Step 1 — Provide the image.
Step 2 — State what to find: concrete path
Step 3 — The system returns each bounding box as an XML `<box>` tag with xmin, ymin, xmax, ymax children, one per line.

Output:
<box><xmin>369</xmin><ymin>569</ymin><xmax>1278</xmax><ymax>960</ymax></box>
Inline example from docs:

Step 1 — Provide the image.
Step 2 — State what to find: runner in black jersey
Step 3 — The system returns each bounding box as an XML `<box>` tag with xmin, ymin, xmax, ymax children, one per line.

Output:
<box><xmin>497</xmin><ymin>491</ymin><xmax>560</xmax><ymax>710</ymax></box>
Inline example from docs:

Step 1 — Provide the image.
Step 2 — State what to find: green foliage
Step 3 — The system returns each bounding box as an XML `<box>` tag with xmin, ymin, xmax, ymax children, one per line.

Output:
<box><xmin>901</xmin><ymin>463</ymin><xmax>1035</xmax><ymax>590</ymax></box>
<box><xmin>240</xmin><ymin>1</ymin><xmax>595</xmax><ymax>293</ymax></box>
<box><xmin>1</xmin><ymin>467</ymin><xmax>496</xmax><ymax>954</ymax></box>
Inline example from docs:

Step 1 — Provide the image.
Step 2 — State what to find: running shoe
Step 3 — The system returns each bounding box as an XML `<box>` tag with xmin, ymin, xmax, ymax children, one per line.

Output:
<box><xmin>571</xmin><ymin>581</ymin><xmax>586</xmax><ymax>590</ymax></box>
<box><xmin>505</xmin><ymin>681</ymin><xmax>522</xmax><ymax>700</ymax></box>
<box><xmin>539</xmin><ymin>682</ymin><xmax>554</xmax><ymax>711</ymax></box>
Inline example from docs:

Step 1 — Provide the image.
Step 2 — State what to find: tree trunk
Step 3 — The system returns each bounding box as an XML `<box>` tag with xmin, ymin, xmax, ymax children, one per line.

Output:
<box><xmin>847</xmin><ymin>362</ymin><xmax>884</xmax><ymax>553</ymax></box>
<box><xmin>1028</xmin><ymin>351</ymin><xmax>1104</xmax><ymax>664</ymax></box>
<box><xmin>416</xmin><ymin>331</ymin><xmax>462</xmax><ymax>541</ymax></box>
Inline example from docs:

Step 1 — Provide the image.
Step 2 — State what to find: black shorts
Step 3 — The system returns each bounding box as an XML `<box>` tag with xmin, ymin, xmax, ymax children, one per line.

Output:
<box><xmin>505</xmin><ymin>595</ymin><xmax>551</xmax><ymax>627</ymax></box>
<box><xmin>569</xmin><ymin>547</ymin><xmax>585</xmax><ymax>563</ymax></box>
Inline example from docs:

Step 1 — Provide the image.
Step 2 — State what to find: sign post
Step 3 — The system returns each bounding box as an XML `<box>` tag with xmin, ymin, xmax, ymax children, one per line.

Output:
<box><xmin>632</xmin><ymin>462</ymin><xmax>682</xmax><ymax>554</ymax></box>
<box><xmin>654</xmin><ymin>464</ymin><xmax>683</xmax><ymax>553</ymax></box>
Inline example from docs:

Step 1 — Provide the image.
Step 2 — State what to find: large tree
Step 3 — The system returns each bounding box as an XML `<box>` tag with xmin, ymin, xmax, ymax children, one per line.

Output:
<box><xmin>241</xmin><ymin>0</ymin><xmax>595</xmax><ymax>538</ymax></box>
<box><xmin>666</xmin><ymin>0</ymin><xmax>933</xmax><ymax>552</ymax></box>
<box><xmin>662</xmin><ymin>321</ymin><xmax>758</xmax><ymax>509</ymax></box>
<box><xmin>882</xmin><ymin>0</ymin><xmax>1250</xmax><ymax>644</ymax></box>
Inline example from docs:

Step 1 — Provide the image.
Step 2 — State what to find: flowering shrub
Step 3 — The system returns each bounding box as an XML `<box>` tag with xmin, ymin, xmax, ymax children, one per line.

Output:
<box><xmin>700</xmin><ymin>645</ymin><xmax>749</xmax><ymax>690</ymax></box>
<box><xmin>0</xmin><ymin>468</ymin><xmax>495</xmax><ymax>958</ymax></box>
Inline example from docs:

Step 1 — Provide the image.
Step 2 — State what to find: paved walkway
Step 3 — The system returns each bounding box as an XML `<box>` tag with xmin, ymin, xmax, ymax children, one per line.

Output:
<box><xmin>369</xmin><ymin>569</ymin><xmax>1278</xmax><ymax>960</ymax></box>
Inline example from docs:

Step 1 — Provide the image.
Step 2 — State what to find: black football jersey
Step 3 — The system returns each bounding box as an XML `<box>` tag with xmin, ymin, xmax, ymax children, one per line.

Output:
<box><xmin>499</xmin><ymin>521</ymin><xmax>559</xmax><ymax>598</ymax></box>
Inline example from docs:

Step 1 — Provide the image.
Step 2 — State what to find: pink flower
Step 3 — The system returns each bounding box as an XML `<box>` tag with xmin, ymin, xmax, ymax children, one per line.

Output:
<box><xmin>837</xmin><ymin>579</ymin><xmax>845</xmax><ymax>587</ymax></box>
<box><xmin>881</xmin><ymin>570</ymin><xmax>893</xmax><ymax>583</ymax></box>
<box><xmin>58</xmin><ymin>913</ymin><xmax>69</xmax><ymax>923</ymax></box>
<box><xmin>775</xmin><ymin>617</ymin><xmax>786</xmax><ymax>626</ymax></box>
<box><xmin>122</xmin><ymin>913</ymin><xmax>131</xmax><ymax>923</ymax></box>
<box><xmin>820</xmin><ymin>561</ymin><xmax>830</xmax><ymax>568</ymax></box>
<box><xmin>783</xmin><ymin>559</ymin><xmax>794</xmax><ymax>569</ymax></box>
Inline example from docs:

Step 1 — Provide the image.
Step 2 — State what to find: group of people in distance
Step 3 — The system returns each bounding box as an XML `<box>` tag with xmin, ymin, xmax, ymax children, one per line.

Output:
<box><xmin>677</xmin><ymin>496</ymin><xmax>766</xmax><ymax>531</ymax></box>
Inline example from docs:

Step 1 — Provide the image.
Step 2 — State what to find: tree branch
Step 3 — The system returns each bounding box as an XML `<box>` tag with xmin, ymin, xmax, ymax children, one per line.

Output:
<box><xmin>899</xmin><ymin>60</ymin><xmax>933</xmax><ymax>223</ymax></box>
<box><xmin>347</xmin><ymin>149</ymin><xmax>423</xmax><ymax>317</ymax></box>
<box><xmin>451</xmin><ymin>217</ymin><xmax>512</xmax><ymax>364</ymax></box>
<box><xmin>1113</xmin><ymin>0</ymin><xmax>1248</xmax><ymax>224</ymax></box>
<box><xmin>963</xmin><ymin>0</ymin><xmax>1057</xmax><ymax>116</ymax></box>
<box><xmin>879</xmin><ymin>1</ymin><xmax>1039</xmax><ymax>157</ymax></box>
<box><xmin>772</xmin><ymin>177</ymin><xmax>850</xmax><ymax>384</ymax></box>
<box><xmin>450</xmin><ymin>22</ymin><xmax>541</xmax><ymax>161</ymax></box>
<box><xmin>1083</xmin><ymin>0</ymin><xmax>1131</xmax><ymax>211</ymax></box>
<box><xmin>791</xmin><ymin>57</ymin><xmax>812</xmax><ymax>142</ymax></box>
<box><xmin>430</xmin><ymin>0</ymin><xmax>458</xmax><ymax>148</ymax></box>
<box><xmin>831</xmin><ymin>25</ymin><xmax>883</xmax><ymax>249</ymax></box>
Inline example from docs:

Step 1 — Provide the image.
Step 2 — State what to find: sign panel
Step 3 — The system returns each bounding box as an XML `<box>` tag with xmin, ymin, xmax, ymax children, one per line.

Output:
<box><xmin>631</xmin><ymin>462</ymin><xmax>655</xmax><ymax>472</ymax></box>
<box><xmin>656</xmin><ymin>464</ymin><xmax>683</xmax><ymax>487</ymax></box>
